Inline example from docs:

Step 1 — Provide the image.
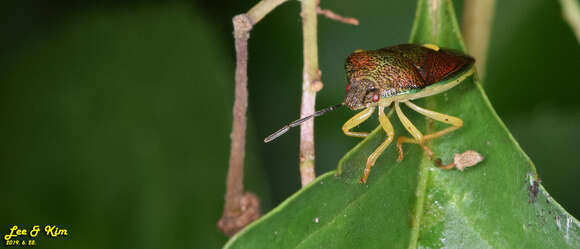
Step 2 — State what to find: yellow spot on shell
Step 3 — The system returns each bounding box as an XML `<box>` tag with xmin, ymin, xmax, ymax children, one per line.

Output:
<box><xmin>422</xmin><ymin>44</ymin><xmax>440</xmax><ymax>51</ymax></box>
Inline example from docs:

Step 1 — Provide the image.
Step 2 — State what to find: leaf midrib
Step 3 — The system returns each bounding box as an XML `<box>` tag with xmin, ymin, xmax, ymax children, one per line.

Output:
<box><xmin>407</xmin><ymin>152</ymin><xmax>431</xmax><ymax>249</ymax></box>
<box><xmin>406</xmin><ymin>1</ymin><xmax>465</xmax><ymax>248</ymax></box>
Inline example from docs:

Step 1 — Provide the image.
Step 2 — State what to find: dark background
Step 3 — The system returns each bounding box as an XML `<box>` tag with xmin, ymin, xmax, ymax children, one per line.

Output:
<box><xmin>1</xmin><ymin>0</ymin><xmax>578</xmax><ymax>248</ymax></box>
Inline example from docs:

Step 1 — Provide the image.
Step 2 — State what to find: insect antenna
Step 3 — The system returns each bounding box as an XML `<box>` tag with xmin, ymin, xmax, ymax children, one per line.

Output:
<box><xmin>264</xmin><ymin>103</ymin><xmax>344</xmax><ymax>143</ymax></box>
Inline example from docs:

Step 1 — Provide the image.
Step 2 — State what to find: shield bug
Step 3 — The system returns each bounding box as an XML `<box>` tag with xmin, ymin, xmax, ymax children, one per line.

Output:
<box><xmin>265</xmin><ymin>44</ymin><xmax>475</xmax><ymax>183</ymax></box>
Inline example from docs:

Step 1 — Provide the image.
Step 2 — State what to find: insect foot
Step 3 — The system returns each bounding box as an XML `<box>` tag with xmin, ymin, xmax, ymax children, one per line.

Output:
<box><xmin>360</xmin><ymin>158</ymin><xmax>375</xmax><ymax>184</ymax></box>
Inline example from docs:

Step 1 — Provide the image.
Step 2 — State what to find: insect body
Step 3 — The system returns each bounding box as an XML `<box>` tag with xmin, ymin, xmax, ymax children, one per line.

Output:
<box><xmin>265</xmin><ymin>44</ymin><xmax>475</xmax><ymax>183</ymax></box>
<box><xmin>343</xmin><ymin>44</ymin><xmax>474</xmax><ymax>183</ymax></box>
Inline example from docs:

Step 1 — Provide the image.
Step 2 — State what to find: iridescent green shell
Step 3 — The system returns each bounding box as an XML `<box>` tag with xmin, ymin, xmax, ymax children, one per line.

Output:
<box><xmin>344</xmin><ymin>44</ymin><xmax>475</xmax><ymax>110</ymax></box>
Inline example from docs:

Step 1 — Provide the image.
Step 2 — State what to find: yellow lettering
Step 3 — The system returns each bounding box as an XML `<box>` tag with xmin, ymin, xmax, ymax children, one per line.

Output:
<box><xmin>4</xmin><ymin>226</ymin><xmax>18</xmax><ymax>241</ymax></box>
<box><xmin>5</xmin><ymin>239</ymin><xmax>19</xmax><ymax>245</ymax></box>
<box><xmin>45</xmin><ymin>225</ymin><xmax>55</xmax><ymax>237</ymax></box>
<box><xmin>44</xmin><ymin>225</ymin><xmax>68</xmax><ymax>237</ymax></box>
<box><xmin>30</xmin><ymin>226</ymin><xmax>40</xmax><ymax>237</ymax></box>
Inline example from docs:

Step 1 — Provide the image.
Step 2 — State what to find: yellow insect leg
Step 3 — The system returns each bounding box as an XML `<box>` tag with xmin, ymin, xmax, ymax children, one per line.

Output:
<box><xmin>395</xmin><ymin>101</ymin><xmax>423</xmax><ymax>141</ymax></box>
<box><xmin>396</xmin><ymin>100</ymin><xmax>463</xmax><ymax>162</ymax></box>
<box><xmin>405</xmin><ymin>100</ymin><xmax>463</xmax><ymax>141</ymax></box>
<box><xmin>342</xmin><ymin>106</ymin><xmax>376</xmax><ymax>138</ymax></box>
<box><xmin>395</xmin><ymin>101</ymin><xmax>432</xmax><ymax>161</ymax></box>
<box><xmin>360</xmin><ymin>106</ymin><xmax>394</xmax><ymax>183</ymax></box>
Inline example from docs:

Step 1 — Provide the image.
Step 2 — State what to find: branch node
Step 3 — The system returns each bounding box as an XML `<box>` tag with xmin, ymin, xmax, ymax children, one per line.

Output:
<box><xmin>311</xmin><ymin>80</ymin><xmax>324</xmax><ymax>92</ymax></box>
<box><xmin>233</xmin><ymin>14</ymin><xmax>253</xmax><ymax>39</ymax></box>
<box><xmin>217</xmin><ymin>192</ymin><xmax>261</xmax><ymax>237</ymax></box>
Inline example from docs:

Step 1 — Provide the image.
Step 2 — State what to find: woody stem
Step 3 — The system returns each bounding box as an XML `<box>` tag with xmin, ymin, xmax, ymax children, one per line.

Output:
<box><xmin>299</xmin><ymin>0</ymin><xmax>322</xmax><ymax>187</ymax></box>
<box><xmin>219</xmin><ymin>0</ymin><xmax>289</xmax><ymax>237</ymax></box>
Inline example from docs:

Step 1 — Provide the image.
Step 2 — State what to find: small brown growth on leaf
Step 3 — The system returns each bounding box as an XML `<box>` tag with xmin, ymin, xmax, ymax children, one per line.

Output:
<box><xmin>434</xmin><ymin>150</ymin><xmax>484</xmax><ymax>170</ymax></box>
<box><xmin>454</xmin><ymin>150</ymin><xmax>484</xmax><ymax>171</ymax></box>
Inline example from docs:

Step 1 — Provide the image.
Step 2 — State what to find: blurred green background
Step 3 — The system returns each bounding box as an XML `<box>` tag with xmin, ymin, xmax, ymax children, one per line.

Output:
<box><xmin>1</xmin><ymin>0</ymin><xmax>578</xmax><ymax>248</ymax></box>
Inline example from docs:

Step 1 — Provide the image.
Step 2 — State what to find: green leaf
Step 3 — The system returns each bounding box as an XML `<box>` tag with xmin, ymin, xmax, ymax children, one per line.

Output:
<box><xmin>224</xmin><ymin>0</ymin><xmax>580</xmax><ymax>248</ymax></box>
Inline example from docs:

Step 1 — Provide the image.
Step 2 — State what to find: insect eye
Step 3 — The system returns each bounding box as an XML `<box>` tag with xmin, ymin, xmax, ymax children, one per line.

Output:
<box><xmin>372</xmin><ymin>93</ymin><xmax>380</xmax><ymax>102</ymax></box>
<box><xmin>366</xmin><ymin>87</ymin><xmax>379</xmax><ymax>103</ymax></box>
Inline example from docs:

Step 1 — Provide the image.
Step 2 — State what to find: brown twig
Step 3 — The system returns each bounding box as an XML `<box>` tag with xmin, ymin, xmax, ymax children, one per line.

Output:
<box><xmin>299</xmin><ymin>0</ymin><xmax>358</xmax><ymax>187</ymax></box>
<box><xmin>220</xmin><ymin>0</ymin><xmax>359</xmax><ymax>233</ymax></box>
<box><xmin>462</xmin><ymin>0</ymin><xmax>496</xmax><ymax>78</ymax></box>
<box><xmin>218</xmin><ymin>0</ymin><xmax>289</xmax><ymax>237</ymax></box>
<box><xmin>299</xmin><ymin>0</ymin><xmax>321</xmax><ymax>187</ymax></box>
<box><xmin>316</xmin><ymin>0</ymin><xmax>359</xmax><ymax>26</ymax></box>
